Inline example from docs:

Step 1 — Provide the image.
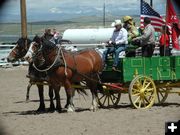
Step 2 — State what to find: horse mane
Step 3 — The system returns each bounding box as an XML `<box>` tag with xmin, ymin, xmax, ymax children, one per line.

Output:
<box><xmin>16</xmin><ymin>37</ymin><xmax>32</xmax><ymax>47</ymax></box>
<box><xmin>41</xmin><ymin>37</ymin><xmax>56</xmax><ymax>50</ymax></box>
<box><xmin>33</xmin><ymin>35</ymin><xmax>42</xmax><ymax>45</ymax></box>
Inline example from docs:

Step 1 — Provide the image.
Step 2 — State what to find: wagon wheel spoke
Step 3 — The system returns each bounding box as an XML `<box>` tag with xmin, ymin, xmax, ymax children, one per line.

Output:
<box><xmin>142</xmin><ymin>78</ymin><xmax>147</xmax><ymax>88</ymax></box>
<box><xmin>136</xmin><ymin>79</ymin><xmax>142</xmax><ymax>88</ymax></box>
<box><xmin>144</xmin><ymin>96</ymin><xmax>151</xmax><ymax>104</ymax></box>
<box><xmin>102</xmin><ymin>95</ymin><xmax>108</xmax><ymax>106</ymax></box>
<box><xmin>144</xmin><ymin>82</ymin><xmax>151</xmax><ymax>90</ymax></box>
<box><xmin>107</xmin><ymin>96</ymin><xmax>110</xmax><ymax>106</ymax></box>
<box><xmin>157</xmin><ymin>91</ymin><xmax>161</xmax><ymax>102</ymax></box>
<box><xmin>112</xmin><ymin>94</ymin><xmax>118</xmax><ymax>99</ymax></box>
<box><xmin>99</xmin><ymin>95</ymin><xmax>105</xmax><ymax>100</ymax></box>
<box><xmin>142</xmin><ymin>98</ymin><xmax>146</xmax><ymax>107</ymax></box>
<box><xmin>132</xmin><ymin>88</ymin><xmax>140</xmax><ymax>94</ymax></box>
<box><xmin>134</xmin><ymin>96</ymin><xmax>140</xmax><ymax>104</ymax></box>
<box><xmin>159</xmin><ymin>90</ymin><xmax>164</xmax><ymax>97</ymax></box>
<box><xmin>109</xmin><ymin>95</ymin><xmax>115</xmax><ymax>105</ymax></box>
<box><xmin>146</xmin><ymin>88</ymin><xmax>154</xmax><ymax>92</ymax></box>
<box><xmin>132</xmin><ymin>93</ymin><xmax>140</xmax><ymax>97</ymax></box>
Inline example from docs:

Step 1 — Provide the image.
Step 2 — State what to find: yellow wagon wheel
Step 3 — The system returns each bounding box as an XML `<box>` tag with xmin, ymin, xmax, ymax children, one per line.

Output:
<box><xmin>97</xmin><ymin>85</ymin><xmax>121</xmax><ymax>108</ymax></box>
<box><xmin>156</xmin><ymin>87</ymin><xmax>169</xmax><ymax>104</ymax></box>
<box><xmin>129</xmin><ymin>75</ymin><xmax>156</xmax><ymax>109</ymax></box>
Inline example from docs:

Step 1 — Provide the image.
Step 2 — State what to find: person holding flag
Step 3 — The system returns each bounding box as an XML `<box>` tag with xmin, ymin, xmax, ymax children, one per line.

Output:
<box><xmin>132</xmin><ymin>17</ymin><xmax>155</xmax><ymax>57</ymax></box>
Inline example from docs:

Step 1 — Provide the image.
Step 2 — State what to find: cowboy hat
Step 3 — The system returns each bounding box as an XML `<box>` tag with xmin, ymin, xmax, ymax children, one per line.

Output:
<box><xmin>111</xmin><ymin>19</ymin><xmax>122</xmax><ymax>27</ymax></box>
<box><xmin>122</xmin><ymin>16</ymin><xmax>132</xmax><ymax>23</ymax></box>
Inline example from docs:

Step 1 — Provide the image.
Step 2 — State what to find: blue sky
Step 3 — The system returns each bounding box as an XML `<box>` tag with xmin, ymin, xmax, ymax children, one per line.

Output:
<box><xmin>0</xmin><ymin>0</ymin><xmax>175</xmax><ymax>22</ymax></box>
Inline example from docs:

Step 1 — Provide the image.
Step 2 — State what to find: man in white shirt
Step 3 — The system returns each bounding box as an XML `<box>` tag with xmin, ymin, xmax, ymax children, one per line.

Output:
<box><xmin>103</xmin><ymin>19</ymin><xmax>128</xmax><ymax>71</ymax></box>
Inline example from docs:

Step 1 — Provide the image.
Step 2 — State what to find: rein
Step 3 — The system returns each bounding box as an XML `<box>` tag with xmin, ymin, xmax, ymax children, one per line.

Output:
<box><xmin>33</xmin><ymin>46</ymin><xmax>62</xmax><ymax>72</ymax></box>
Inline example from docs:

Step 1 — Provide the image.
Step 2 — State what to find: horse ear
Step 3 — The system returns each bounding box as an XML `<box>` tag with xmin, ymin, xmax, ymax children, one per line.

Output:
<box><xmin>16</xmin><ymin>37</ymin><xmax>23</xmax><ymax>45</ymax></box>
<box><xmin>27</xmin><ymin>38</ymin><xmax>32</xmax><ymax>45</ymax></box>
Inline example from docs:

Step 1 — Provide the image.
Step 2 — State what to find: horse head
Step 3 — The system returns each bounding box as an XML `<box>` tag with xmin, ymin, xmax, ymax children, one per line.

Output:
<box><xmin>24</xmin><ymin>36</ymin><xmax>43</xmax><ymax>63</ymax></box>
<box><xmin>24</xmin><ymin>37</ymin><xmax>58</xmax><ymax>68</ymax></box>
<box><xmin>7</xmin><ymin>37</ymin><xmax>31</xmax><ymax>62</ymax></box>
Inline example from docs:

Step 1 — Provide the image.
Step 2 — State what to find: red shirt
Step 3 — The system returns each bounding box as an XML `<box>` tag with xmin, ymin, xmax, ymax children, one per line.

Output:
<box><xmin>159</xmin><ymin>34</ymin><xmax>170</xmax><ymax>47</ymax></box>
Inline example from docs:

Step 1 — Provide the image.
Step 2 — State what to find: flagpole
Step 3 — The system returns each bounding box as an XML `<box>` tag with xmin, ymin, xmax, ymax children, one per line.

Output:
<box><xmin>163</xmin><ymin>0</ymin><xmax>168</xmax><ymax>56</ymax></box>
<box><xmin>103</xmin><ymin>0</ymin><xmax>106</xmax><ymax>27</ymax></box>
<box><xmin>150</xmin><ymin>0</ymin><xmax>153</xmax><ymax>7</ymax></box>
<box><xmin>140</xmin><ymin>0</ymin><xmax>142</xmax><ymax>27</ymax></box>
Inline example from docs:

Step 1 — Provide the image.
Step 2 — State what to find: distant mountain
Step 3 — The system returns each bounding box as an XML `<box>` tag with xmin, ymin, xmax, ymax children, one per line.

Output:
<box><xmin>30</xmin><ymin>20</ymin><xmax>76</xmax><ymax>25</ymax></box>
<box><xmin>0</xmin><ymin>15</ymin><xmax>141</xmax><ymax>25</ymax></box>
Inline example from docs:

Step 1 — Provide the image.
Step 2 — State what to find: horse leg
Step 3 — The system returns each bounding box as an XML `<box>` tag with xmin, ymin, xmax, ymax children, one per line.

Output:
<box><xmin>53</xmin><ymin>85</ymin><xmax>62</xmax><ymax>112</ymax></box>
<box><xmin>26</xmin><ymin>82</ymin><xmax>32</xmax><ymax>102</ymax></box>
<box><xmin>87</xmin><ymin>80</ymin><xmax>98</xmax><ymax>112</ymax></box>
<box><xmin>48</xmin><ymin>85</ymin><xmax>55</xmax><ymax>112</ymax></box>
<box><xmin>64</xmin><ymin>88</ymin><xmax>70</xmax><ymax>108</ymax></box>
<box><xmin>64</xmin><ymin>87</ymin><xmax>75</xmax><ymax>108</ymax></box>
<box><xmin>37</xmin><ymin>84</ymin><xmax>45</xmax><ymax>112</ymax></box>
<box><xmin>64</xmin><ymin>79</ymin><xmax>75</xmax><ymax>112</ymax></box>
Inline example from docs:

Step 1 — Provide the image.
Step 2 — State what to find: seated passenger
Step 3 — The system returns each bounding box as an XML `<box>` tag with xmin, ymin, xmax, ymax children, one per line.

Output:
<box><xmin>159</xmin><ymin>25</ymin><xmax>170</xmax><ymax>56</ymax></box>
<box><xmin>103</xmin><ymin>19</ymin><xmax>128</xmax><ymax>71</ymax></box>
<box><xmin>122</xmin><ymin>16</ymin><xmax>140</xmax><ymax>57</ymax></box>
<box><xmin>42</xmin><ymin>28</ymin><xmax>53</xmax><ymax>40</ymax></box>
<box><xmin>122</xmin><ymin>16</ymin><xmax>139</xmax><ymax>43</ymax></box>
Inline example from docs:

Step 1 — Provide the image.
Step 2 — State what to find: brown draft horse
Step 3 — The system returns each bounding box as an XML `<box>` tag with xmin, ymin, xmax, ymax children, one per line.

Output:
<box><xmin>7</xmin><ymin>37</ymin><xmax>61</xmax><ymax>112</ymax></box>
<box><xmin>25</xmin><ymin>38</ymin><xmax>103</xmax><ymax>112</ymax></box>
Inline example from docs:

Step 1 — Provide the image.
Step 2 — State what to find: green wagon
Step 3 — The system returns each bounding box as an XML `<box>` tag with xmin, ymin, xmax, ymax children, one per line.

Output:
<box><xmin>97</xmin><ymin>55</ymin><xmax>180</xmax><ymax>109</ymax></box>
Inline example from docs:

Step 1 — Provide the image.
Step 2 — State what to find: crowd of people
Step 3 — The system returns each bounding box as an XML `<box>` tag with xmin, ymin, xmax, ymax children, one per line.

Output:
<box><xmin>102</xmin><ymin>16</ymin><xmax>179</xmax><ymax>71</ymax></box>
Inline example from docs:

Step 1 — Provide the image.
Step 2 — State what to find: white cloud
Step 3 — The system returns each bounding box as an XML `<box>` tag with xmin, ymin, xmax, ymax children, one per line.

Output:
<box><xmin>75</xmin><ymin>10</ymin><xmax>82</xmax><ymax>14</ymax></box>
<box><xmin>95</xmin><ymin>7</ymin><xmax>103</xmax><ymax>11</ymax></box>
<box><xmin>49</xmin><ymin>7</ymin><xmax>63</xmax><ymax>13</ymax></box>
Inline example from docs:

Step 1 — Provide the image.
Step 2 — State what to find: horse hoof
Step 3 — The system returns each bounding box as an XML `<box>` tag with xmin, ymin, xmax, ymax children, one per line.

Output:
<box><xmin>48</xmin><ymin>108</ymin><xmax>55</xmax><ymax>113</ymax></box>
<box><xmin>64</xmin><ymin>104</ymin><xmax>68</xmax><ymax>109</ymax></box>
<box><xmin>26</xmin><ymin>99</ymin><xmax>30</xmax><ymax>103</ymax></box>
<box><xmin>67</xmin><ymin>106</ymin><xmax>74</xmax><ymax>113</ymax></box>
<box><xmin>56</xmin><ymin>108</ymin><xmax>62</xmax><ymax>113</ymax></box>
<box><xmin>37</xmin><ymin>107</ymin><xmax>46</xmax><ymax>113</ymax></box>
<box><xmin>36</xmin><ymin>109</ymin><xmax>46</xmax><ymax>114</ymax></box>
<box><xmin>90</xmin><ymin>106</ymin><xmax>98</xmax><ymax>112</ymax></box>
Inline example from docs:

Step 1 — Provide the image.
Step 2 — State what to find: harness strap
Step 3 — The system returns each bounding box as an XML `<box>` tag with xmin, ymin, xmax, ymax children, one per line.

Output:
<box><xmin>33</xmin><ymin>46</ymin><xmax>61</xmax><ymax>72</ymax></box>
<box><xmin>60</xmin><ymin>49</ymin><xmax>68</xmax><ymax>76</ymax></box>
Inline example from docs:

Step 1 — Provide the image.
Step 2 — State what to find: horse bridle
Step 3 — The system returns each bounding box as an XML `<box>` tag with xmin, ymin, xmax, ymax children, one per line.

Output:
<box><xmin>32</xmin><ymin>45</ymin><xmax>63</xmax><ymax>72</ymax></box>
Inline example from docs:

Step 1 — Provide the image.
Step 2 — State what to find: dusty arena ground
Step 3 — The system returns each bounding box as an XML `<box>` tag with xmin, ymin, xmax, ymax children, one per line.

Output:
<box><xmin>0</xmin><ymin>66</ymin><xmax>180</xmax><ymax>135</ymax></box>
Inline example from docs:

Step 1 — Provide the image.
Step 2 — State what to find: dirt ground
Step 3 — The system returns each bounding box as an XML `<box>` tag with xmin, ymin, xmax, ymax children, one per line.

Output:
<box><xmin>0</xmin><ymin>66</ymin><xmax>180</xmax><ymax>135</ymax></box>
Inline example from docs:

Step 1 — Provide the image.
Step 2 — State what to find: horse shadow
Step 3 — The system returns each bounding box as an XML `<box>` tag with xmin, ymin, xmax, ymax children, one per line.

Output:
<box><xmin>3</xmin><ymin>102</ymin><xmax>180</xmax><ymax>116</ymax></box>
<box><xmin>2</xmin><ymin>107</ymin><xmax>92</xmax><ymax>116</ymax></box>
<box><xmin>14</xmin><ymin>98</ymin><xmax>68</xmax><ymax>104</ymax></box>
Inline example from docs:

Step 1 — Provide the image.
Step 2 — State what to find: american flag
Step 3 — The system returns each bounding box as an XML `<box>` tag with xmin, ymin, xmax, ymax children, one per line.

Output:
<box><xmin>140</xmin><ymin>0</ymin><xmax>164</xmax><ymax>31</ymax></box>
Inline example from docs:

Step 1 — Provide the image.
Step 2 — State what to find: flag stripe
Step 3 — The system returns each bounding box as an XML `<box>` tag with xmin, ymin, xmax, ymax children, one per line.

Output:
<box><xmin>140</xmin><ymin>0</ymin><xmax>164</xmax><ymax>32</ymax></box>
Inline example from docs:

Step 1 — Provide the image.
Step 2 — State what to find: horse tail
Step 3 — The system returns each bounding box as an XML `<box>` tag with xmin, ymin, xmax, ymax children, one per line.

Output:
<box><xmin>76</xmin><ymin>88</ymin><xmax>88</xmax><ymax>96</ymax></box>
<box><xmin>74</xmin><ymin>82</ymin><xmax>88</xmax><ymax>96</ymax></box>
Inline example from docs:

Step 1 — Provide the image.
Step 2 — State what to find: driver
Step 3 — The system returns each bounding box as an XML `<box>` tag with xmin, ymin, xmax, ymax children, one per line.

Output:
<box><xmin>103</xmin><ymin>19</ymin><xmax>128</xmax><ymax>71</ymax></box>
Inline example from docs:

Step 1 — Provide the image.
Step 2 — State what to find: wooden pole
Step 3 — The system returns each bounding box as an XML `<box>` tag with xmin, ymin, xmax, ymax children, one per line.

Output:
<box><xmin>103</xmin><ymin>0</ymin><xmax>106</xmax><ymax>27</ymax></box>
<box><xmin>20</xmin><ymin>0</ymin><xmax>27</xmax><ymax>38</ymax></box>
<box><xmin>150</xmin><ymin>0</ymin><xmax>153</xmax><ymax>7</ymax></box>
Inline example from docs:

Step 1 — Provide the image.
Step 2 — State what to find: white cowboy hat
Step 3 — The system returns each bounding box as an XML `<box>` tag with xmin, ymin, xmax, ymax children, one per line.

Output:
<box><xmin>111</xmin><ymin>19</ymin><xmax>122</xmax><ymax>27</ymax></box>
